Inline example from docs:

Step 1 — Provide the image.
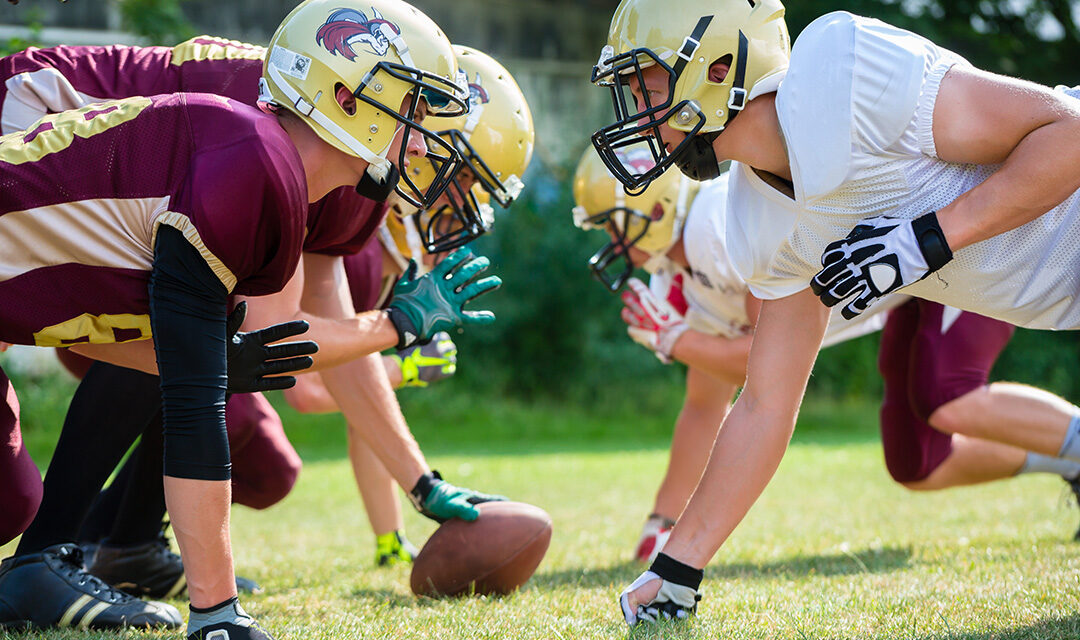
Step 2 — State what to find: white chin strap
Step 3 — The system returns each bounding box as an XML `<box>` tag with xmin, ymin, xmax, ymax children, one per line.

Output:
<box><xmin>264</xmin><ymin>50</ymin><xmax>391</xmax><ymax>180</ymax></box>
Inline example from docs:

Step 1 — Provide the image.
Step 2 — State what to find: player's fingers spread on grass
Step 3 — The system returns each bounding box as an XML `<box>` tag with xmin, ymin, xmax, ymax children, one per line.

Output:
<box><xmin>621</xmin><ymin>306</ymin><xmax>640</xmax><ymax>327</ymax></box>
<box><xmin>264</xmin><ymin>339</ymin><xmax>319</xmax><ymax>359</ymax></box>
<box><xmin>254</xmin><ymin>319</ymin><xmax>313</xmax><ymax>345</ymax></box>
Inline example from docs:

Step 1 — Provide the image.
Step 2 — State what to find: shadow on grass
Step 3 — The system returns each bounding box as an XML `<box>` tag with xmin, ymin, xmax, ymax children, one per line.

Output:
<box><xmin>918</xmin><ymin>614</ymin><xmax>1080</xmax><ymax>640</ymax></box>
<box><xmin>534</xmin><ymin>546</ymin><xmax>913</xmax><ymax>589</ymax></box>
<box><xmin>348</xmin><ymin>587</ymin><xmax>432</xmax><ymax>608</ymax></box>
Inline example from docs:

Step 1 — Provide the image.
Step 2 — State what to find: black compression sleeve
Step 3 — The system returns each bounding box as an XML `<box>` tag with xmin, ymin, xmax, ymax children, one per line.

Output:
<box><xmin>150</xmin><ymin>225</ymin><xmax>231</xmax><ymax>481</ymax></box>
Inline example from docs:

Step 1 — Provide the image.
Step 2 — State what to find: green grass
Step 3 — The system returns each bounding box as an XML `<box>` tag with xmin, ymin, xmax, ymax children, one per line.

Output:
<box><xmin>3</xmin><ymin>374</ymin><xmax>1080</xmax><ymax>639</ymax></box>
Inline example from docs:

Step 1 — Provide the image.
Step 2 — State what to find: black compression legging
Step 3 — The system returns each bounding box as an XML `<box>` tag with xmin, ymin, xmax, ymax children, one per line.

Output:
<box><xmin>16</xmin><ymin>225</ymin><xmax>232</xmax><ymax>554</ymax></box>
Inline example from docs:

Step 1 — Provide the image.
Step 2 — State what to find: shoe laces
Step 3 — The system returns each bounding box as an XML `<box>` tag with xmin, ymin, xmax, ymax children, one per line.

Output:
<box><xmin>54</xmin><ymin>545</ymin><xmax>134</xmax><ymax>603</ymax></box>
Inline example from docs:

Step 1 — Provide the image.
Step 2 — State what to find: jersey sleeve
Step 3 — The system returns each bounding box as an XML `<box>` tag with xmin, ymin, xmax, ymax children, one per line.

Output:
<box><xmin>778</xmin><ymin>12</ymin><xmax>969</xmax><ymax>201</ymax></box>
<box><xmin>304</xmin><ymin>187</ymin><xmax>388</xmax><ymax>256</ymax></box>
<box><xmin>168</xmin><ymin>99</ymin><xmax>308</xmax><ymax>297</ymax></box>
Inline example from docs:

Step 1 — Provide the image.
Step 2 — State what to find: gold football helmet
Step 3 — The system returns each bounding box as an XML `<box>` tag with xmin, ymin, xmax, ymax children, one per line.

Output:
<box><xmin>404</xmin><ymin>45</ymin><xmax>535</xmax><ymax>252</ymax></box>
<box><xmin>261</xmin><ymin>0</ymin><xmax>470</xmax><ymax>207</ymax></box>
<box><xmin>572</xmin><ymin>147</ymin><xmax>697</xmax><ymax>291</ymax></box>
<box><xmin>591</xmin><ymin>0</ymin><xmax>788</xmax><ymax>192</ymax></box>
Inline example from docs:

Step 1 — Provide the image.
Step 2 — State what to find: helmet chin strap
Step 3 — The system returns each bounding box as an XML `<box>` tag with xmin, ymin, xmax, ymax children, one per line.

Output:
<box><xmin>265</xmin><ymin>51</ymin><xmax>392</xmax><ymax>179</ymax></box>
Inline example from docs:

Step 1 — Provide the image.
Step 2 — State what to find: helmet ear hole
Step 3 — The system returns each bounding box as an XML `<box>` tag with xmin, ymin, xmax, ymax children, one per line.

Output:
<box><xmin>708</xmin><ymin>54</ymin><xmax>732</xmax><ymax>83</ymax></box>
<box><xmin>650</xmin><ymin>202</ymin><xmax>665</xmax><ymax>221</ymax></box>
<box><xmin>334</xmin><ymin>83</ymin><xmax>356</xmax><ymax>116</ymax></box>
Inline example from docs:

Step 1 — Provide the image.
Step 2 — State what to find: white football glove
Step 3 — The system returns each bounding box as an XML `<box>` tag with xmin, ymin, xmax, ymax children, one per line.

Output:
<box><xmin>621</xmin><ymin>277</ymin><xmax>689</xmax><ymax>364</ymax></box>
<box><xmin>811</xmin><ymin>212</ymin><xmax>953</xmax><ymax>319</ymax></box>
<box><xmin>619</xmin><ymin>554</ymin><xmax>703</xmax><ymax>626</ymax></box>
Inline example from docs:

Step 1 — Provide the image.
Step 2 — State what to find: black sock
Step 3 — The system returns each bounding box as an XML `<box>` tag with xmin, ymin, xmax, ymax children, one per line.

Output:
<box><xmin>76</xmin><ymin>454</ymin><xmax>134</xmax><ymax>544</ymax></box>
<box><xmin>17</xmin><ymin>362</ymin><xmax>163</xmax><ymax>555</ymax></box>
<box><xmin>104</xmin><ymin>415</ymin><xmax>168</xmax><ymax>546</ymax></box>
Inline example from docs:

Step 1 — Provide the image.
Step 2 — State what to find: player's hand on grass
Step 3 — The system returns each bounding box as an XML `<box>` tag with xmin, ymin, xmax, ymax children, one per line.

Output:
<box><xmin>811</xmin><ymin>212</ymin><xmax>953</xmax><ymax>319</ymax></box>
<box><xmin>387</xmin><ymin>249</ymin><xmax>501</xmax><ymax>350</ymax></box>
<box><xmin>619</xmin><ymin>553</ymin><xmax>702</xmax><ymax>626</ymax></box>
<box><xmin>621</xmin><ymin>277</ymin><xmax>689</xmax><ymax>364</ymax></box>
<box><xmin>409</xmin><ymin>470</ymin><xmax>507</xmax><ymax>523</ymax></box>
<box><xmin>226</xmin><ymin>301</ymin><xmax>318</xmax><ymax>393</ymax></box>
<box><xmin>391</xmin><ymin>332</ymin><xmax>457</xmax><ymax>388</ymax></box>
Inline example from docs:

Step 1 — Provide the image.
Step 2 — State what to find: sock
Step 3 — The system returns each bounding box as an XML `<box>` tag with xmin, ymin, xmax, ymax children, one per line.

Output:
<box><xmin>1018</xmin><ymin>451</ymin><xmax>1080</xmax><ymax>480</ymax></box>
<box><xmin>17</xmin><ymin>362</ymin><xmax>163</xmax><ymax>555</ymax></box>
<box><xmin>1058</xmin><ymin>415</ymin><xmax>1080</xmax><ymax>463</ymax></box>
<box><xmin>77</xmin><ymin>453</ymin><xmax>135</xmax><ymax>544</ymax></box>
<box><xmin>187</xmin><ymin>597</ymin><xmax>252</xmax><ymax>638</ymax></box>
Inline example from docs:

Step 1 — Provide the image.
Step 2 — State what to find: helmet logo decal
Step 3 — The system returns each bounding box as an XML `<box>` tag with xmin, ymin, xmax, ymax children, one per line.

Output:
<box><xmin>467</xmin><ymin>73</ymin><xmax>490</xmax><ymax>106</ymax></box>
<box><xmin>316</xmin><ymin>7</ymin><xmax>402</xmax><ymax>60</ymax></box>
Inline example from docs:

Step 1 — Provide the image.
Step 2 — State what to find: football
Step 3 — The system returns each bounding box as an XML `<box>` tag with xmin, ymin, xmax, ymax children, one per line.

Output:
<box><xmin>410</xmin><ymin>501</ymin><xmax>552</xmax><ymax>597</ymax></box>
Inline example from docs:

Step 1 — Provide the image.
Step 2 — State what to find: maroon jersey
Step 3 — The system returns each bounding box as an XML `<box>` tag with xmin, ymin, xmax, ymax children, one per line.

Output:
<box><xmin>343</xmin><ymin>240</ymin><xmax>389</xmax><ymax>312</ymax></box>
<box><xmin>0</xmin><ymin>36</ymin><xmax>382</xmax><ymax>256</ymax></box>
<box><xmin>0</xmin><ymin>92</ymin><xmax>307</xmax><ymax>346</ymax></box>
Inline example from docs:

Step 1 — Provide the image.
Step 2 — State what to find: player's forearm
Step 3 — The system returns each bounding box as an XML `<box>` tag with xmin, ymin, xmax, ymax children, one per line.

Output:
<box><xmin>939</xmin><ymin>118</ymin><xmax>1080</xmax><ymax>251</ymax></box>
<box><xmin>285</xmin><ymin>309</ymin><xmax>398</xmax><ymax>371</ymax></box>
<box><xmin>69</xmin><ymin>339</ymin><xmax>159</xmax><ymax>375</ymax></box>
<box><xmin>671</xmin><ymin>331</ymin><xmax>752</xmax><ymax>386</ymax></box>
<box><xmin>319</xmin><ymin>352</ymin><xmax>428</xmax><ymax>489</ymax></box>
<box><xmin>658</xmin><ymin>396</ymin><xmax>797</xmax><ymax>568</ymax></box>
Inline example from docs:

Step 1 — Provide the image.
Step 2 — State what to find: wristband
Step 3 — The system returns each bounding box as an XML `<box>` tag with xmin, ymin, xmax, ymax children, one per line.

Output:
<box><xmin>911</xmin><ymin>211</ymin><xmax>953</xmax><ymax>271</ymax></box>
<box><xmin>649</xmin><ymin>552</ymin><xmax>704</xmax><ymax>591</ymax></box>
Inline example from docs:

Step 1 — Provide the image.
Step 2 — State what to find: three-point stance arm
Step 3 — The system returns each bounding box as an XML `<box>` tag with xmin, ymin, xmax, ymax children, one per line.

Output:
<box><xmin>621</xmin><ymin>289</ymin><xmax>829</xmax><ymax>622</ymax></box>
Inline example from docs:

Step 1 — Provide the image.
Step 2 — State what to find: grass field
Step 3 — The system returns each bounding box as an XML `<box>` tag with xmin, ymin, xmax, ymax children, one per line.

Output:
<box><xmin>3</xmin><ymin>371</ymin><xmax>1080</xmax><ymax>639</ymax></box>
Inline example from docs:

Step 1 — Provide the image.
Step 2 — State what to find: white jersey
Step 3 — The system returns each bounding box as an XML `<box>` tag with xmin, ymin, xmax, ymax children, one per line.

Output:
<box><xmin>726</xmin><ymin>11</ymin><xmax>1080</xmax><ymax>330</ymax></box>
<box><xmin>650</xmin><ymin>173</ymin><xmax>901</xmax><ymax>347</ymax></box>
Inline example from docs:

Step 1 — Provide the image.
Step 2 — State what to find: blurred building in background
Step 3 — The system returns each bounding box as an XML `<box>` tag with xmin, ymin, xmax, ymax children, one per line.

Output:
<box><xmin>0</xmin><ymin>0</ymin><xmax>617</xmax><ymax>168</ymax></box>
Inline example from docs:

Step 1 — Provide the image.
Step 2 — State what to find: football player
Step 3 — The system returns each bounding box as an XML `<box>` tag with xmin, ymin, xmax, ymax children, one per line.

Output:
<box><xmin>0</xmin><ymin>0</ymin><xmax>500</xmax><ymax>636</ymax></box>
<box><xmin>574</xmin><ymin>148</ymin><xmax>1080</xmax><ymax>570</ymax></box>
<box><xmin>591</xmin><ymin>0</ymin><xmax>1080</xmax><ymax>625</ymax></box>
<box><xmin>283</xmin><ymin>45</ymin><xmax>535</xmax><ymax>567</ymax></box>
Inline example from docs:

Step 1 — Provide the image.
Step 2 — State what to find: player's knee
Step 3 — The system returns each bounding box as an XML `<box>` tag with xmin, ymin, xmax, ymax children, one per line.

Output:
<box><xmin>925</xmin><ymin>390</ymin><xmax>991</xmax><ymax>438</ymax></box>
<box><xmin>0</xmin><ymin>478</ymin><xmax>42</xmax><ymax>546</ymax></box>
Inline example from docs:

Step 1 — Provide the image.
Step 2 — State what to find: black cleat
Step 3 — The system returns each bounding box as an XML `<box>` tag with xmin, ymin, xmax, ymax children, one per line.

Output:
<box><xmin>1067</xmin><ymin>475</ymin><xmax>1080</xmax><ymax>541</ymax></box>
<box><xmin>89</xmin><ymin>537</ymin><xmax>186</xmax><ymax>599</ymax></box>
<box><xmin>90</xmin><ymin>524</ymin><xmax>261</xmax><ymax>597</ymax></box>
<box><xmin>0</xmin><ymin>543</ymin><xmax>182</xmax><ymax>630</ymax></box>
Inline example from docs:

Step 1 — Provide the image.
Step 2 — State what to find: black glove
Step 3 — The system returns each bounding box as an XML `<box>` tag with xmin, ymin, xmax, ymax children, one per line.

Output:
<box><xmin>226</xmin><ymin>302</ymin><xmax>318</xmax><ymax>393</ymax></box>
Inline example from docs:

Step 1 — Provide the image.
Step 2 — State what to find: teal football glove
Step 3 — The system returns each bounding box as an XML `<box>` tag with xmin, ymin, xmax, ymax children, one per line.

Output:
<box><xmin>387</xmin><ymin>249</ymin><xmax>501</xmax><ymax>349</ymax></box>
<box><xmin>391</xmin><ymin>332</ymin><xmax>457</xmax><ymax>388</ymax></box>
<box><xmin>409</xmin><ymin>471</ymin><xmax>507</xmax><ymax>523</ymax></box>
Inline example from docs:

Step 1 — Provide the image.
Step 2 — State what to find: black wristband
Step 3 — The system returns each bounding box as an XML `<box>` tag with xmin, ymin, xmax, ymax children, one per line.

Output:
<box><xmin>190</xmin><ymin>596</ymin><xmax>238</xmax><ymax>614</ymax></box>
<box><xmin>409</xmin><ymin>470</ymin><xmax>443</xmax><ymax>503</ymax></box>
<box><xmin>911</xmin><ymin>211</ymin><xmax>953</xmax><ymax>271</ymax></box>
<box><xmin>386</xmin><ymin>307</ymin><xmax>418</xmax><ymax>350</ymax></box>
<box><xmin>650</xmin><ymin>553</ymin><xmax>704</xmax><ymax>591</ymax></box>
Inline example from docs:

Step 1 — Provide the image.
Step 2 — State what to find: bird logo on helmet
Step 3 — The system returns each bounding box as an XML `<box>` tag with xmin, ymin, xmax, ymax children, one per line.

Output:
<box><xmin>316</xmin><ymin>8</ymin><xmax>401</xmax><ymax>59</ymax></box>
<box><xmin>467</xmin><ymin>74</ymin><xmax>491</xmax><ymax>105</ymax></box>
<box><xmin>261</xmin><ymin>0</ymin><xmax>470</xmax><ymax>209</ymax></box>
<box><xmin>591</xmin><ymin>0</ymin><xmax>789</xmax><ymax>193</ymax></box>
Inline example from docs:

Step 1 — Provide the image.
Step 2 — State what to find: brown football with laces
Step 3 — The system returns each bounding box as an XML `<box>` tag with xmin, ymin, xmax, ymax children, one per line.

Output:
<box><xmin>410</xmin><ymin>501</ymin><xmax>552</xmax><ymax>597</ymax></box>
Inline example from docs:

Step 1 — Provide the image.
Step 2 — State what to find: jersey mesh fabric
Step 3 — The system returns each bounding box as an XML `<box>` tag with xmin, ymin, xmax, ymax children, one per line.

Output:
<box><xmin>727</xmin><ymin>12</ymin><xmax>1080</xmax><ymax>329</ymax></box>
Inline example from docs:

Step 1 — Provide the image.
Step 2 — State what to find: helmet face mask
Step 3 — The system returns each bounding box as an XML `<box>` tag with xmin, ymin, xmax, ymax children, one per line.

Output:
<box><xmin>591</xmin><ymin>45</ymin><xmax>709</xmax><ymax>196</ymax></box>
<box><xmin>402</xmin><ymin>46</ymin><xmax>535</xmax><ymax>253</ymax></box>
<box><xmin>580</xmin><ymin>205</ymin><xmax>654</xmax><ymax>291</ymax></box>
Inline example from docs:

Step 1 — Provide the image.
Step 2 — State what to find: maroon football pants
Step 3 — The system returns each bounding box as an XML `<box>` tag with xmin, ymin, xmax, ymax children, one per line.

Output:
<box><xmin>878</xmin><ymin>299</ymin><xmax>1015</xmax><ymax>483</ymax></box>
<box><xmin>0</xmin><ymin>367</ymin><xmax>43</xmax><ymax>546</ymax></box>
